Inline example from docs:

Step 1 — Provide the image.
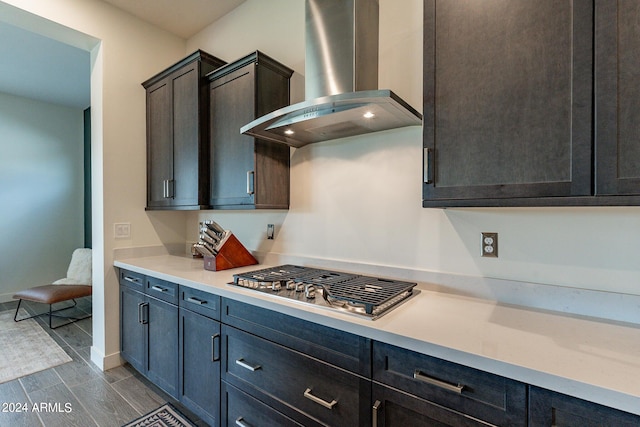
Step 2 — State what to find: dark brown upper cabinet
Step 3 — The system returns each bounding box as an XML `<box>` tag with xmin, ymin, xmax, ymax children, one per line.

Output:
<box><xmin>143</xmin><ymin>51</ymin><xmax>226</xmax><ymax>210</ymax></box>
<box><xmin>594</xmin><ymin>1</ymin><xmax>640</xmax><ymax>198</ymax></box>
<box><xmin>208</xmin><ymin>51</ymin><xmax>293</xmax><ymax>209</ymax></box>
<box><xmin>423</xmin><ymin>0</ymin><xmax>640</xmax><ymax>207</ymax></box>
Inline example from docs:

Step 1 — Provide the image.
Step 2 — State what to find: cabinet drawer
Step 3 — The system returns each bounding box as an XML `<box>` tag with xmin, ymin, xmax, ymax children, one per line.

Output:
<box><xmin>146</xmin><ymin>277</ymin><xmax>178</xmax><ymax>304</ymax></box>
<box><xmin>372</xmin><ymin>382</ymin><xmax>491</xmax><ymax>427</ymax></box>
<box><xmin>373</xmin><ymin>341</ymin><xmax>526</xmax><ymax>426</ymax></box>
<box><xmin>222</xmin><ymin>381</ymin><xmax>303</xmax><ymax>427</ymax></box>
<box><xmin>222</xmin><ymin>298</ymin><xmax>370</xmax><ymax>376</ymax></box>
<box><xmin>529</xmin><ymin>386</ymin><xmax>640</xmax><ymax>427</ymax></box>
<box><xmin>119</xmin><ymin>269</ymin><xmax>145</xmax><ymax>291</ymax></box>
<box><xmin>180</xmin><ymin>286</ymin><xmax>221</xmax><ymax>320</ymax></box>
<box><xmin>223</xmin><ymin>325</ymin><xmax>370</xmax><ymax>427</ymax></box>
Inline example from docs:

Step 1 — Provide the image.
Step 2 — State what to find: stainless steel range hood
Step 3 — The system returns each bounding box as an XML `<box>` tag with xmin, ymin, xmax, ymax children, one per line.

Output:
<box><xmin>240</xmin><ymin>0</ymin><xmax>422</xmax><ymax>148</ymax></box>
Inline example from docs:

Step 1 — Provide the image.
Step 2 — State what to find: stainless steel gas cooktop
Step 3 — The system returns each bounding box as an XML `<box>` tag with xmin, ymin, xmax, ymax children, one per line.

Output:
<box><xmin>229</xmin><ymin>265</ymin><xmax>418</xmax><ymax>320</ymax></box>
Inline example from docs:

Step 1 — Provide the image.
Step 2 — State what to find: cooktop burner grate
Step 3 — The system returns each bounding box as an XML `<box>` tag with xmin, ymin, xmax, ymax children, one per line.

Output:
<box><xmin>233</xmin><ymin>264</ymin><xmax>310</xmax><ymax>283</ymax></box>
<box><xmin>295</xmin><ymin>273</ymin><xmax>416</xmax><ymax>314</ymax></box>
<box><xmin>231</xmin><ymin>265</ymin><xmax>417</xmax><ymax>318</ymax></box>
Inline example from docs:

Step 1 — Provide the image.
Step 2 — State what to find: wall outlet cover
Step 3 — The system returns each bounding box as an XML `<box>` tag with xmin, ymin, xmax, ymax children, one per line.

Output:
<box><xmin>481</xmin><ymin>232</ymin><xmax>498</xmax><ymax>257</ymax></box>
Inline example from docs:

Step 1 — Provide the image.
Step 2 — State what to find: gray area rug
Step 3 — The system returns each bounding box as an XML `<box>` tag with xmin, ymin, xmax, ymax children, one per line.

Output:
<box><xmin>0</xmin><ymin>309</ymin><xmax>72</xmax><ymax>384</ymax></box>
<box><xmin>122</xmin><ymin>403</ymin><xmax>197</xmax><ymax>427</ymax></box>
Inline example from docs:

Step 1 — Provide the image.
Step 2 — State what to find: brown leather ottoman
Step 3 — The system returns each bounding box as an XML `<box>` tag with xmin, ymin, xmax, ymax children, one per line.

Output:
<box><xmin>13</xmin><ymin>284</ymin><xmax>92</xmax><ymax>329</ymax></box>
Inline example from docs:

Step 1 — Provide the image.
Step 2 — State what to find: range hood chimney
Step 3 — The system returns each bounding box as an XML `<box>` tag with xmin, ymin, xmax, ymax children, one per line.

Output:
<box><xmin>240</xmin><ymin>0</ymin><xmax>422</xmax><ymax>148</ymax></box>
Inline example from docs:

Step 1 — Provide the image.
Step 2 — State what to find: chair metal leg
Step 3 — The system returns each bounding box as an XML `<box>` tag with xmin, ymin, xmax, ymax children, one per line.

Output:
<box><xmin>13</xmin><ymin>299</ymin><xmax>91</xmax><ymax>329</ymax></box>
<box><xmin>13</xmin><ymin>299</ymin><xmax>23</xmax><ymax>322</ymax></box>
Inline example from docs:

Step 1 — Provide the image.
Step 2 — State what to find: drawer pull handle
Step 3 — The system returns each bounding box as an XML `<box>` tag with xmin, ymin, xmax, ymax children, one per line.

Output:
<box><xmin>235</xmin><ymin>358</ymin><xmax>261</xmax><ymax>372</ymax></box>
<box><xmin>413</xmin><ymin>369</ymin><xmax>465</xmax><ymax>394</ymax></box>
<box><xmin>124</xmin><ymin>276</ymin><xmax>139</xmax><ymax>284</ymax></box>
<box><xmin>186</xmin><ymin>297</ymin><xmax>206</xmax><ymax>305</ymax></box>
<box><xmin>151</xmin><ymin>285</ymin><xmax>167</xmax><ymax>292</ymax></box>
<box><xmin>303</xmin><ymin>388</ymin><xmax>338</xmax><ymax>409</ymax></box>
<box><xmin>235</xmin><ymin>417</ymin><xmax>251</xmax><ymax>427</ymax></box>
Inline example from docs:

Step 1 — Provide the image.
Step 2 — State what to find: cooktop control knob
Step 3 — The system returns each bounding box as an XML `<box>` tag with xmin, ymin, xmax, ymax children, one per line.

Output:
<box><xmin>304</xmin><ymin>284</ymin><xmax>316</xmax><ymax>299</ymax></box>
<box><xmin>271</xmin><ymin>281</ymin><xmax>282</xmax><ymax>291</ymax></box>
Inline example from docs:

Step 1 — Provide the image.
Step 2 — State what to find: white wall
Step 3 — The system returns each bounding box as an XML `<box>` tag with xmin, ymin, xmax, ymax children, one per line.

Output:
<box><xmin>187</xmin><ymin>0</ymin><xmax>640</xmax><ymax>298</ymax></box>
<box><xmin>0</xmin><ymin>0</ymin><xmax>188</xmax><ymax>369</ymax></box>
<box><xmin>0</xmin><ymin>92</ymin><xmax>84</xmax><ymax>300</ymax></box>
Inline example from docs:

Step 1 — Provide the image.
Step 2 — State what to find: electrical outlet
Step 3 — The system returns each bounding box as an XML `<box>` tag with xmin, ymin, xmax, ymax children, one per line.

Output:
<box><xmin>481</xmin><ymin>232</ymin><xmax>498</xmax><ymax>257</ymax></box>
<box><xmin>267</xmin><ymin>224</ymin><xmax>275</xmax><ymax>240</ymax></box>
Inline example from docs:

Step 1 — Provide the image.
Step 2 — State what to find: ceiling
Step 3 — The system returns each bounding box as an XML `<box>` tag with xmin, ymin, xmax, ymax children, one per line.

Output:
<box><xmin>0</xmin><ymin>21</ymin><xmax>91</xmax><ymax>109</ymax></box>
<box><xmin>100</xmin><ymin>0</ymin><xmax>246</xmax><ymax>39</ymax></box>
<box><xmin>0</xmin><ymin>0</ymin><xmax>246</xmax><ymax>109</ymax></box>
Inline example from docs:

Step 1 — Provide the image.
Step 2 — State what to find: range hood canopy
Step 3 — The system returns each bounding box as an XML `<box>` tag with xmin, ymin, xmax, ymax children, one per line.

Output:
<box><xmin>241</xmin><ymin>0</ymin><xmax>422</xmax><ymax>148</ymax></box>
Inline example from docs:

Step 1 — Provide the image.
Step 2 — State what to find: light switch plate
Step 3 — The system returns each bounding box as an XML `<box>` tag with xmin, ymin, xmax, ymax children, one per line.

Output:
<box><xmin>114</xmin><ymin>223</ymin><xmax>131</xmax><ymax>239</ymax></box>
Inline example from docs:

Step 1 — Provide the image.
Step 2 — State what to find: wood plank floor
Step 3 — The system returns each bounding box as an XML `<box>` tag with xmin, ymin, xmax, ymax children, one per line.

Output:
<box><xmin>0</xmin><ymin>299</ymin><xmax>207</xmax><ymax>427</ymax></box>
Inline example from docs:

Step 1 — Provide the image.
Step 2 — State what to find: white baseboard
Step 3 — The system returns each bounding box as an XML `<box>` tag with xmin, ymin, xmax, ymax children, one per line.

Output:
<box><xmin>90</xmin><ymin>346</ymin><xmax>123</xmax><ymax>371</ymax></box>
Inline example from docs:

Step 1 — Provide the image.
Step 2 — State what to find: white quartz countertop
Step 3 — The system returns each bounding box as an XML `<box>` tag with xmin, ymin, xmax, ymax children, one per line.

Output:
<box><xmin>114</xmin><ymin>255</ymin><xmax>640</xmax><ymax>416</ymax></box>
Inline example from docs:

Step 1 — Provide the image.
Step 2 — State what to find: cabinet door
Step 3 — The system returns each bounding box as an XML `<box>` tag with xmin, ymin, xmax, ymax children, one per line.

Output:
<box><xmin>146</xmin><ymin>296</ymin><xmax>179</xmax><ymax>398</ymax></box>
<box><xmin>595</xmin><ymin>1</ymin><xmax>640</xmax><ymax>196</ymax></box>
<box><xmin>423</xmin><ymin>0</ymin><xmax>593</xmax><ymax>206</ymax></box>
<box><xmin>146</xmin><ymin>78</ymin><xmax>174</xmax><ymax>208</ymax></box>
<box><xmin>528</xmin><ymin>386</ymin><xmax>640</xmax><ymax>427</ymax></box>
<box><xmin>172</xmin><ymin>62</ymin><xmax>204</xmax><ymax>207</ymax></box>
<box><xmin>120</xmin><ymin>286</ymin><xmax>145</xmax><ymax>373</ymax></box>
<box><xmin>210</xmin><ymin>65</ymin><xmax>256</xmax><ymax>208</ymax></box>
<box><xmin>372</xmin><ymin>383</ymin><xmax>494</xmax><ymax>427</ymax></box>
<box><xmin>180</xmin><ymin>308</ymin><xmax>221</xmax><ymax>427</ymax></box>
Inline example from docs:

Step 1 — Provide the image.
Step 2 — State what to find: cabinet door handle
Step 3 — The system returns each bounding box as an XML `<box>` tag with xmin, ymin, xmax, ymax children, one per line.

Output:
<box><xmin>185</xmin><ymin>297</ymin><xmax>206</xmax><ymax>305</ymax></box>
<box><xmin>235</xmin><ymin>417</ymin><xmax>251</xmax><ymax>427</ymax></box>
<box><xmin>211</xmin><ymin>333</ymin><xmax>220</xmax><ymax>362</ymax></box>
<box><xmin>235</xmin><ymin>358</ymin><xmax>261</xmax><ymax>372</ymax></box>
<box><xmin>372</xmin><ymin>400</ymin><xmax>381</xmax><ymax>427</ymax></box>
<box><xmin>150</xmin><ymin>285</ymin><xmax>167</xmax><ymax>292</ymax></box>
<box><xmin>246</xmin><ymin>171</ymin><xmax>255</xmax><ymax>195</ymax></box>
<box><xmin>423</xmin><ymin>147</ymin><xmax>433</xmax><ymax>184</ymax></box>
<box><xmin>303</xmin><ymin>388</ymin><xmax>338</xmax><ymax>409</ymax></box>
<box><xmin>137</xmin><ymin>302</ymin><xmax>149</xmax><ymax>325</ymax></box>
<box><xmin>413</xmin><ymin>369</ymin><xmax>465</xmax><ymax>394</ymax></box>
<box><xmin>163</xmin><ymin>179</ymin><xmax>175</xmax><ymax>198</ymax></box>
<box><xmin>166</xmin><ymin>179</ymin><xmax>174</xmax><ymax>198</ymax></box>
<box><xmin>143</xmin><ymin>302</ymin><xmax>150</xmax><ymax>324</ymax></box>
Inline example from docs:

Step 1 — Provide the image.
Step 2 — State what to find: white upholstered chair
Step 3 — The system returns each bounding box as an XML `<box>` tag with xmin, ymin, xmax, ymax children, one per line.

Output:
<box><xmin>13</xmin><ymin>248</ymin><xmax>92</xmax><ymax>329</ymax></box>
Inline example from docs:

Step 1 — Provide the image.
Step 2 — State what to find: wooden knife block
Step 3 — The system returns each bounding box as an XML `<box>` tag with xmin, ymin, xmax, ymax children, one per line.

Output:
<box><xmin>203</xmin><ymin>233</ymin><xmax>258</xmax><ymax>271</ymax></box>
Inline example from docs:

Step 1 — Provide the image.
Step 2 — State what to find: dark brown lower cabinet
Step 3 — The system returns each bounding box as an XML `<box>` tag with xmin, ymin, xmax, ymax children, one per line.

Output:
<box><xmin>179</xmin><ymin>307</ymin><xmax>221</xmax><ymax>427</ymax></box>
<box><xmin>528</xmin><ymin>386</ymin><xmax>640</xmax><ymax>427</ymax></box>
<box><xmin>119</xmin><ymin>269</ymin><xmax>640</xmax><ymax>427</ymax></box>
<box><xmin>119</xmin><ymin>270</ymin><xmax>179</xmax><ymax>399</ymax></box>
